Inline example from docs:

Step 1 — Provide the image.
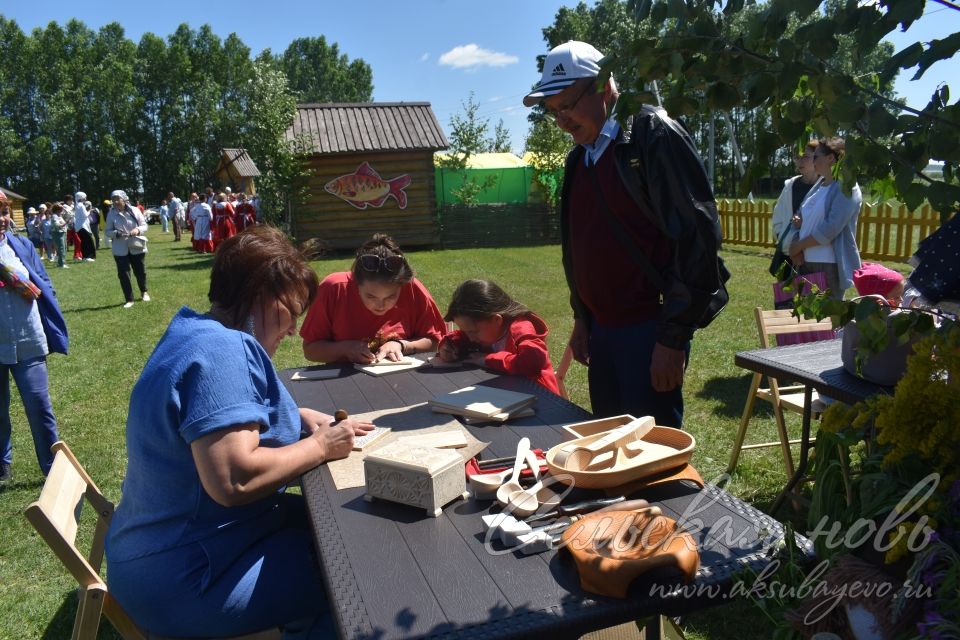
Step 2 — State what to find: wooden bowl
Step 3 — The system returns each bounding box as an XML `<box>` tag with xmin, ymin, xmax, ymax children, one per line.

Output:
<box><xmin>546</xmin><ymin>417</ymin><xmax>695</xmax><ymax>489</ymax></box>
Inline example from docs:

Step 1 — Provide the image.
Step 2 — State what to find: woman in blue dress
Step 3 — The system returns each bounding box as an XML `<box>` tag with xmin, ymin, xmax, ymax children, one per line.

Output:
<box><xmin>106</xmin><ymin>225</ymin><xmax>373</xmax><ymax>638</ymax></box>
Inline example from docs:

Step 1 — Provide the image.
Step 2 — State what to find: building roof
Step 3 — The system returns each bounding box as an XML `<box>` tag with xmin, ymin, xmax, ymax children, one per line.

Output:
<box><xmin>0</xmin><ymin>186</ymin><xmax>26</xmax><ymax>201</ymax></box>
<box><xmin>217</xmin><ymin>148</ymin><xmax>261</xmax><ymax>177</ymax></box>
<box><xmin>287</xmin><ymin>102</ymin><xmax>449</xmax><ymax>155</ymax></box>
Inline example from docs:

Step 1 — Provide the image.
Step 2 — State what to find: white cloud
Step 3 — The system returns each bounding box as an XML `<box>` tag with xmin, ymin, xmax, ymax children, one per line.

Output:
<box><xmin>420</xmin><ymin>53</ymin><xmax>429</xmax><ymax>62</ymax></box>
<box><xmin>487</xmin><ymin>96</ymin><xmax>504</xmax><ymax>103</ymax></box>
<box><xmin>438</xmin><ymin>44</ymin><xmax>518</xmax><ymax>69</ymax></box>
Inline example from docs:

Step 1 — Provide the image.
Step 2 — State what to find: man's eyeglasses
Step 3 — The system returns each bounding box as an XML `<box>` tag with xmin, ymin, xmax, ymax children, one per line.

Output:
<box><xmin>544</xmin><ymin>81</ymin><xmax>593</xmax><ymax>123</ymax></box>
<box><xmin>358</xmin><ymin>253</ymin><xmax>405</xmax><ymax>272</ymax></box>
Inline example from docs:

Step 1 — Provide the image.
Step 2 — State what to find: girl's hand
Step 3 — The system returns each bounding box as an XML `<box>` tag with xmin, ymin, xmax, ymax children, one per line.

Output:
<box><xmin>791</xmin><ymin>215</ymin><xmax>802</xmax><ymax>229</ymax></box>
<box><xmin>345</xmin><ymin>340</ymin><xmax>376</xmax><ymax>363</ymax></box>
<box><xmin>377</xmin><ymin>340</ymin><xmax>404</xmax><ymax>362</ymax></box>
<box><xmin>437</xmin><ymin>342</ymin><xmax>460</xmax><ymax>362</ymax></box>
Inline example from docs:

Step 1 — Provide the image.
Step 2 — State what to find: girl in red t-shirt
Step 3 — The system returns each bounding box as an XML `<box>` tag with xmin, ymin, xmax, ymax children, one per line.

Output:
<box><xmin>300</xmin><ymin>234</ymin><xmax>446</xmax><ymax>364</ymax></box>
<box><xmin>438</xmin><ymin>279</ymin><xmax>560</xmax><ymax>395</ymax></box>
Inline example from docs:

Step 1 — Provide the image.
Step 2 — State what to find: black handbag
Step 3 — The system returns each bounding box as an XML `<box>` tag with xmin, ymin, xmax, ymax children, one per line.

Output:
<box><xmin>769</xmin><ymin>226</ymin><xmax>795</xmax><ymax>277</ymax></box>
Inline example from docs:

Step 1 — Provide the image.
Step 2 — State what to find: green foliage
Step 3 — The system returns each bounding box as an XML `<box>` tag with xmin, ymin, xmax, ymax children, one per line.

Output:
<box><xmin>0</xmin><ymin>18</ymin><xmax>371</xmax><ymax>219</ymax></box>
<box><xmin>274</xmin><ymin>36</ymin><xmax>373</xmax><ymax>103</ymax></box>
<box><xmin>524</xmin><ymin>117</ymin><xmax>572</xmax><ymax>208</ymax></box>
<box><xmin>534</xmin><ymin>0</ymin><xmax>957</xmax><ymax>208</ymax></box>
<box><xmin>439</xmin><ymin>92</ymin><xmax>502</xmax><ymax>205</ymax></box>
<box><xmin>490</xmin><ymin>119</ymin><xmax>513</xmax><ymax>153</ymax></box>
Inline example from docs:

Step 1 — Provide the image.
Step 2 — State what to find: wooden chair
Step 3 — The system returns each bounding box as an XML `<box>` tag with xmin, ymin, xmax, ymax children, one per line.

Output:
<box><xmin>25</xmin><ymin>441</ymin><xmax>279</xmax><ymax>640</ymax></box>
<box><xmin>727</xmin><ymin>308</ymin><xmax>834</xmax><ymax>478</ymax></box>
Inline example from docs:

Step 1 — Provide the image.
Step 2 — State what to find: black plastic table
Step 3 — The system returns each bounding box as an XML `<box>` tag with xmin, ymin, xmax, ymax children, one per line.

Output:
<box><xmin>282</xmin><ymin>362</ymin><xmax>814</xmax><ymax>640</ymax></box>
<box><xmin>734</xmin><ymin>339</ymin><xmax>893</xmax><ymax>513</ymax></box>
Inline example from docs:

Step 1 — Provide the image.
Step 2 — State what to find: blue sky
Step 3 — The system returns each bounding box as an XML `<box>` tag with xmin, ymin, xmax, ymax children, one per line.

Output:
<box><xmin>2</xmin><ymin>0</ymin><xmax>957</xmax><ymax>156</ymax></box>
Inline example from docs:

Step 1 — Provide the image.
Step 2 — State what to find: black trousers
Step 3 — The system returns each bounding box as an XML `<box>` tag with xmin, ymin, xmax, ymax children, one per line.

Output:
<box><xmin>78</xmin><ymin>229</ymin><xmax>96</xmax><ymax>259</ymax></box>
<box><xmin>114</xmin><ymin>253</ymin><xmax>148</xmax><ymax>303</ymax></box>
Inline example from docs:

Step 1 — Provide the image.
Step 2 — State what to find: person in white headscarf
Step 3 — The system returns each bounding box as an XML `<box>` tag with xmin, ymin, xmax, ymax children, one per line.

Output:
<box><xmin>73</xmin><ymin>191</ymin><xmax>96</xmax><ymax>262</ymax></box>
<box><xmin>104</xmin><ymin>190</ymin><xmax>150</xmax><ymax>309</ymax></box>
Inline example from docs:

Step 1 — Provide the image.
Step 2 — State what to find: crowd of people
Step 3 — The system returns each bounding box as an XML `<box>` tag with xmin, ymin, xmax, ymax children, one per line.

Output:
<box><xmin>22</xmin><ymin>192</ymin><xmax>100</xmax><ymax>268</ymax></box>
<box><xmin>185</xmin><ymin>188</ymin><xmax>259</xmax><ymax>253</ymax></box>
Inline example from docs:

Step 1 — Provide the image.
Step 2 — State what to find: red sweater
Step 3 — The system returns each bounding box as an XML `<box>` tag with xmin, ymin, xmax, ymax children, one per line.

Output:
<box><xmin>440</xmin><ymin>313</ymin><xmax>561</xmax><ymax>395</ymax></box>
<box><xmin>568</xmin><ymin>148</ymin><xmax>671</xmax><ymax>326</ymax></box>
<box><xmin>299</xmin><ymin>271</ymin><xmax>446</xmax><ymax>359</ymax></box>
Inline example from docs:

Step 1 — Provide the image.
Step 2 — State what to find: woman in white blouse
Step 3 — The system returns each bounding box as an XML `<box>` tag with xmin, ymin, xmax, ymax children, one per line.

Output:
<box><xmin>104</xmin><ymin>190</ymin><xmax>150</xmax><ymax>309</ymax></box>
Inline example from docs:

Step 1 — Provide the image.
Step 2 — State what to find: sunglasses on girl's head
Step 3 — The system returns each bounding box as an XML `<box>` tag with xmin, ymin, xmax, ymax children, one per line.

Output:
<box><xmin>358</xmin><ymin>253</ymin><xmax>405</xmax><ymax>272</ymax></box>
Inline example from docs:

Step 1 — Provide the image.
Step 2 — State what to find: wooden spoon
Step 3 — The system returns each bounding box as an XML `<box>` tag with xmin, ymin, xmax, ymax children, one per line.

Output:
<box><xmin>503</xmin><ymin>449</ymin><xmax>547</xmax><ymax>517</ymax></box>
<box><xmin>470</xmin><ymin>457</ymin><xmax>536</xmax><ymax>500</ymax></box>
<box><xmin>496</xmin><ymin>437</ymin><xmax>532</xmax><ymax>507</ymax></box>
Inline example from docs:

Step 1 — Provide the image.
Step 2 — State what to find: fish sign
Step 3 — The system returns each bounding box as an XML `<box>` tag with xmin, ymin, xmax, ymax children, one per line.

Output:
<box><xmin>324</xmin><ymin>162</ymin><xmax>411</xmax><ymax>210</ymax></box>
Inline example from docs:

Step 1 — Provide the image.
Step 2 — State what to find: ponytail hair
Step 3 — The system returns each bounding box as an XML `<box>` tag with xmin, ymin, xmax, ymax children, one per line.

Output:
<box><xmin>444</xmin><ymin>279</ymin><xmax>529</xmax><ymax>322</ymax></box>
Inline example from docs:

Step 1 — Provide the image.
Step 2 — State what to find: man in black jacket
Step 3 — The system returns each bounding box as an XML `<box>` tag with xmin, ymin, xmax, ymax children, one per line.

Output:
<box><xmin>524</xmin><ymin>41</ymin><xmax>724</xmax><ymax>428</ymax></box>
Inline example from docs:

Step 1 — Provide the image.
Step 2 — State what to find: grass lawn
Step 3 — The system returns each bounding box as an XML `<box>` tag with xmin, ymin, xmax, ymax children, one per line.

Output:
<box><xmin>0</xmin><ymin>230</ymin><xmax>848</xmax><ymax>639</ymax></box>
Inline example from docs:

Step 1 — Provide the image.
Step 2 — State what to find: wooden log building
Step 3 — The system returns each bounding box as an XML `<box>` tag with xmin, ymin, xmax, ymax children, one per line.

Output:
<box><xmin>286</xmin><ymin>102</ymin><xmax>448</xmax><ymax>250</ymax></box>
<box><xmin>1</xmin><ymin>187</ymin><xmax>27</xmax><ymax>229</ymax></box>
<box><xmin>214</xmin><ymin>148</ymin><xmax>260</xmax><ymax>195</ymax></box>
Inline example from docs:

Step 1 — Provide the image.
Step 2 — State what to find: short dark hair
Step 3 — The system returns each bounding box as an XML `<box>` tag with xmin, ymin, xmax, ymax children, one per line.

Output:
<box><xmin>208</xmin><ymin>225</ymin><xmax>319</xmax><ymax>328</ymax></box>
<box><xmin>444</xmin><ymin>279</ymin><xmax>529</xmax><ymax>322</ymax></box>
<box><xmin>351</xmin><ymin>233</ymin><xmax>414</xmax><ymax>285</ymax></box>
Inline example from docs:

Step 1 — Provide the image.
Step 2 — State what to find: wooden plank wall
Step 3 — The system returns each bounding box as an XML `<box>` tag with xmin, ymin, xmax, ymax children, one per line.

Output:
<box><xmin>294</xmin><ymin>151</ymin><xmax>439</xmax><ymax>250</ymax></box>
<box><xmin>439</xmin><ymin>204</ymin><xmax>559</xmax><ymax>249</ymax></box>
<box><xmin>718</xmin><ymin>199</ymin><xmax>949</xmax><ymax>263</ymax></box>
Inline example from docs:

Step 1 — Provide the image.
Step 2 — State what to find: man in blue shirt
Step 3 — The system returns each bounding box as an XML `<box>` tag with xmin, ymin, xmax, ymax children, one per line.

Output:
<box><xmin>0</xmin><ymin>191</ymin><xmax>69</xmax><ymax>483</ymax></box>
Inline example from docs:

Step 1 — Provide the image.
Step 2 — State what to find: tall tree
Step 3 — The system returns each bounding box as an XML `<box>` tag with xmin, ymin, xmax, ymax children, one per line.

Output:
<box><xmin>530</xmin><ymin>0</ymin><xmax>899</xmax><ymax>198</ymax></box>
<box><xmin>439</xmin><ymin>93</ymin><xmax>499</xmax><ymax>205</ymax></box>
<box><xmin>236</xmin><ymin>60</ymin><xmax>306</xmax><ymax>227</ymax></box>
<box><xmin>524</xmin><ymin>118</ymin><xmax>572</xmax><ymax>208</ymax></box>
<box><xmin>608</xmin><ymin>0</ymin><xmax>958</xmax><ymax>214</ymax></box>
<box><xmin>0</xmin><ymin>16</ymin><xmax>371</xmax><ymax>213</ymax></box>
<box><xmin>277</xmin><ymin>36</ymin><xmax>373</xmax><ymax>103</ymax></box>
<box><xmin>490</xmin><ymin>119</ymin><xmax>513</xmax><ymax>153</ymax></box>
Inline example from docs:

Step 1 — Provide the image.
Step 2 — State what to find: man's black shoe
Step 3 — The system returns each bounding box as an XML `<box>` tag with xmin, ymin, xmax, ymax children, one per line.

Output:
<box><xmin>0</xmin><ymin>463</ymin><xmax>11</xmax><ymax>483</ymax></box>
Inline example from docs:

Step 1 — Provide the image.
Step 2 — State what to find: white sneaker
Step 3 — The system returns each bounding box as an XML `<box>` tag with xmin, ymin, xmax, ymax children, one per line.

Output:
<box><xmin>84</xmin><ymin>258</ymin><xmax>95</xmax><ymax>262</ymax></box>
<box><xmin>60</xmin><ymin>265</ymin><xmax>69</xmax><ymax>269</ymax></box>
<box><xmin>142</xmin><ymin>292</ymin><xmax>151</xmax><ymax>302</ymax></box>
<box><xmin>123</xmin><ymin>301</ymin><xmax>134</xmax><ymax>309</ymax></box>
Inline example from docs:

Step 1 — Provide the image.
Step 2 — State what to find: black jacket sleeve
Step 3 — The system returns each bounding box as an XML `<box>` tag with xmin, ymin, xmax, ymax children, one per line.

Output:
<box><xmin>616</xmin><ymin>107</ymin><xmax>723</xmax><ymax>349</ymax></box>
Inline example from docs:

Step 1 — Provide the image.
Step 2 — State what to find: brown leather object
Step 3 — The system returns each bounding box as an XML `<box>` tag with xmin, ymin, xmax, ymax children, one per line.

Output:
<box><xmin>602</xmin><ymin>462</ymin><xmax>704</xmax><ymax>497</ymax></box>
<box><xmin>560</xmin><ymin>508</ymin><xmax>700</xmax><ymax>599</ymax></box>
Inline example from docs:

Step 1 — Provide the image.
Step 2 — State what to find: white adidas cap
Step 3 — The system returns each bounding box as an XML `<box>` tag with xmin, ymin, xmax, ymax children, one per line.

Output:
<box><xmin>523</xmin><ymin>41</ymin><xmax>604</xmax><ymax>107</ymax></box>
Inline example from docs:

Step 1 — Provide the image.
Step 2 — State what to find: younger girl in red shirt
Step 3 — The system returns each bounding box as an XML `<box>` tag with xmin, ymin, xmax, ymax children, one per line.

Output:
<box><xmin>300</xmin><ymin>234</ymin><xmax>446</xmax><ymax>363</ymax></box>
<box><xmin>438</xmin><ymin>279</ymin><xmax>560</xmax><ymax>395</ymax></box>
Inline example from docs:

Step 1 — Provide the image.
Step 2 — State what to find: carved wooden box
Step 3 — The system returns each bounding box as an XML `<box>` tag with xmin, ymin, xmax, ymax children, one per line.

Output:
<box><xmin>363</xmin><ymin>442</ymin><xmax>469</xmax><ymax>517</ymax></box>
